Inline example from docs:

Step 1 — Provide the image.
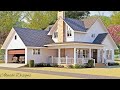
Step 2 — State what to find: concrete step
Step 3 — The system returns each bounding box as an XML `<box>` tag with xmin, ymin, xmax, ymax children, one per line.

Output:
<box><xmin>95</xmin><ymin>63</ymin><xmax>106</xmax><ymax>68</ymax></box>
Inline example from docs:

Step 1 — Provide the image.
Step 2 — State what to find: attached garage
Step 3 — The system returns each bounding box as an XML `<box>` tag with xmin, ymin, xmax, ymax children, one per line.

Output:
<box><xmin>8</xmin><ymin>49</ymin><xmax>25</xmax><ymax>63</ymax></box>
<box><xmin>8</xmin><ymin>50</ymin><xmax>25</xmax><ymax>54</ymax></box>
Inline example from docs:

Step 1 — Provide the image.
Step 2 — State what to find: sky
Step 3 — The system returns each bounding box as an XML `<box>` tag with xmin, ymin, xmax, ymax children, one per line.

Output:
<box><xmin>90</xmin><ymin>11</ymin><xmax>113</xmax><ymax>17</ymax></box>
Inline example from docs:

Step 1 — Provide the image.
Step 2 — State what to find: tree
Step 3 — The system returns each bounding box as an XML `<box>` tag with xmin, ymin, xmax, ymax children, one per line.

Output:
<box><xmin>0</xmin><ymin>11</ymin><xmax>22</xmax><ymax>44</ymax></box>
<box><xmin>111</xmin><ymin>12</ymin><xmax>120</xmax><ymax>25</ymax></box>
<box><xmin>100</xmin><ymin>16</ymin><xmax>112</xmax><ymax>27</ymax></box>
<box><xmin>25</xmin><ymin>11</ymin><xmax>57</xmax><ymax>30</ymax></box>
<box><xmin>65</xmin><ymin>11</ymin><xmax>90</xmax><ymax>19</ymax></box>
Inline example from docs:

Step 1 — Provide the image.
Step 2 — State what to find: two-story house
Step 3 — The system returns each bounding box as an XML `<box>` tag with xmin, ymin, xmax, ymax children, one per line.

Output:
<box><xmin>1</xmin><ymin>11</ymin><xmax>118</xmax><ymax>66</ymax></box>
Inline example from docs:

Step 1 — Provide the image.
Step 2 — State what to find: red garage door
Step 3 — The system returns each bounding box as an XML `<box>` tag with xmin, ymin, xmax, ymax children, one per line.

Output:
<box><xmin>8</xmin><ymin>50</ymin><xmax>25</xmax><ymax>54</ymax></box>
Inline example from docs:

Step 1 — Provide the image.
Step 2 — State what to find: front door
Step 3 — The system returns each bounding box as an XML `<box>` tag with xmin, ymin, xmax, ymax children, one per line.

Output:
<box><xmin>92</xmin><ymin>49</ymin><xmax>97</xmax><ymax>63</ymax></box>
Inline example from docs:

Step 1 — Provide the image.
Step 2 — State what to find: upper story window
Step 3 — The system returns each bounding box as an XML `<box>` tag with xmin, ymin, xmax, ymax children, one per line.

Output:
<box><xmin>53</xmin><ymin>32</ymin><xmax>58</xmax><ymax>38</ymax></box>
<box><xmin>91</xmin><ymin>34</ymin><xmax>95</xmax><ymax>38</ymax></box>
<box><xmin>33</xmin><ymin>49</ymin><xmax>40</xmax><ymax>55</ymax></box>
<box><xmin>67</xmin><ymin>28</ymin><xmax>72</xmax><ymax>37</ymax></box>
<box><xmin>15</xmin><ymin>35</ymin><xmax>17</xmax><ymax>40</ymax></box>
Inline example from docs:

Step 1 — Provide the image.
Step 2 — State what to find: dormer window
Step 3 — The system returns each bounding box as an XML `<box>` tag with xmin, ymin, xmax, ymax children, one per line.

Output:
<box><xmin>15</xmin><ymin>35</ymin><xmax>17</xmax><ymax>40</ymax></box>
<box><xmin>54</xmin><ymin>32</ymin><xmax>58</xmax><ymax>38</ymax></box>
<box><xmin>67</xmin><ymin>28</ymin><xmax>72</xmax><ymax>37</ymax></box>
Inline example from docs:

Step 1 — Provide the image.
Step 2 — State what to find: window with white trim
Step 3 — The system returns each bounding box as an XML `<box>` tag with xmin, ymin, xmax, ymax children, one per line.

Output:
<box><xmin>53</xmin><ymin>32</ymin><xmax>58</xmax><ymax>38</ymax></box>
<box><xmin>33</xmin><ymin>49</ymin><xmax>40</xmax><ymax>55</ymax></box>
<box><xmin>91</xmin><ymin>34</ymin><xmax>95</xmax><ymax>38</ymax></box>
<box><xmin>67</xmin><ymin>28</ymin><xmax>72</xmax><ymax>37</ymax></box>
<box><xmin>77</xmin><ymin>49</ymin><xmax>89</xmax><ymax>58</ymax></box>
<box><xmin>15</xmin><ymin>35</ymin><xmax>17</xmax><ymax>40</ymax></box>
<box><xmin>106</xmin><ymin>50</ymin><xmax>112</xmax><ymax>60</ymax></box>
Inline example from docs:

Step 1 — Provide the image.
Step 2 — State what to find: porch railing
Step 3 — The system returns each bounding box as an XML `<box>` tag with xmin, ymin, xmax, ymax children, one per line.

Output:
<box><xmin>49</xmin><ymin>56</ymin><xmax>95</xmax><ymax>66</ymax></box>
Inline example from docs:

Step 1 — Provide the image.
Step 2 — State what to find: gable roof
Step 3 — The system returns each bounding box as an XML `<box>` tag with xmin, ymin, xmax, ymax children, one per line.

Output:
<box><xmin>93</xmin><ymin>33</ymin><xmax>108</xmax><ymax>44</ymax></box>
<box><xmin>82</xmin><ymin>17</ymin><xmax>98</xmax><ymax>29</ymax></box>
<box><xmin>14</xmin><ymin>27</ymin><xmax>54</xmax><ymax>47</ymax></box>
<box><xmin>44</xmin><ymin>25</ymin><xmax>54</xmax><ymax>31</ymax></box>
<box><xmin>64</xmin><ymin>18</ymin><xmax>87</xmax><ymax>32</ymax></box>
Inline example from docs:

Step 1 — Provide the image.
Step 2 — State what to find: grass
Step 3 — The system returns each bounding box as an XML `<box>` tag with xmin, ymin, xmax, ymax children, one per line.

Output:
<box><xmin>0</xmin><ymin>69</ymin><xmax>82</xmax><ymax>79</ymax></box>
<box><xmin>23</xmin><ymin>67</ymin><xmax>120</xmax><ymax>77</ymax></box>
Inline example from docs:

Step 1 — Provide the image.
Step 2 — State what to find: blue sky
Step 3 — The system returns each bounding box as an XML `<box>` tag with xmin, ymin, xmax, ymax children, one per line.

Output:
<box><xmin>90</xmin><ymin>11</ymin><xmax>113</xmax><ymax>17</ymax></box>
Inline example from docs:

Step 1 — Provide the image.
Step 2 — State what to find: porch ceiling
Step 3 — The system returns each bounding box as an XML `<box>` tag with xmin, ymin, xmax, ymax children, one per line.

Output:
<box><xmin>44</xmin><ymin>42</ymin><xmax>104</xmax><ymax>49</ymax></box>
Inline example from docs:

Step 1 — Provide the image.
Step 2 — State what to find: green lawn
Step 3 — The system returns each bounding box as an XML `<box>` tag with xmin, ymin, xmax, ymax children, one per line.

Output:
<box><xmin>23</xmin><ymin>67</ymin><xmax>120</xmax><ymax>77</ymax></box>
<box><xmin>0</xmin><ymin>69</ymin><xmax>81</xmax><ymax>79</ymax></box>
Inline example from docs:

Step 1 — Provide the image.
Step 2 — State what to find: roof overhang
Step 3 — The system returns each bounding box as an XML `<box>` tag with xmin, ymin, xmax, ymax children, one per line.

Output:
<box><xmin>44</xmin><ymin>42</ymin><xmax>104</xmax><ymax>49</ymax></box>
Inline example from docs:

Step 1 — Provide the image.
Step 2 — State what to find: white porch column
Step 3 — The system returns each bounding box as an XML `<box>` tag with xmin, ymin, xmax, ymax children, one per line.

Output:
<box><xmin>74</xmin><ymin>48</ymin><xmax>76</xmax><ymax>64</ymax></box>
<box><xmin>58</xmin><ymin>49</ymin><xmax>61</xmax><ymax>64</ymax></box>
<box><xmin>5</xmin><ymin>49</ymin><xmax>8</xmax><ymax>64</ymax></box>
<box><xmin>89</xmin><ymin>48</ymin><xmax>91</xmax><ymax>59</ymax></box>
<box><xmin>25</xmin><ymin>47</ymin><xmax>27</xmax><ymax>64</ymax></box>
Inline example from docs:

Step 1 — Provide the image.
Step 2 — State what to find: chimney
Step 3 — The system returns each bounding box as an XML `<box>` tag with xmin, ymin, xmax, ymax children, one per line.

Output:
<box><xmin>57</xmin><ymin>11</ymin><xmax>65</xmax><ymax>19</ymax></box>
<box><xmin>57</xmin><ymin>11</ymin><xmax>65</xmax><ymax>42</ymax></box>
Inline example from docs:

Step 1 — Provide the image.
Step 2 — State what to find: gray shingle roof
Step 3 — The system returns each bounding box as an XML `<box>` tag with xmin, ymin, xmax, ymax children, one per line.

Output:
<box><xmin>93</xmin><ymin>33</ymin><xmax>108</xmax><ymax>44</ymax></box>
<box><xmin>64</xmin><ymin>18</ymin><xmax>87</xmax><ymax>32</ymax></box>
<box><xmin>14</xmin><ymin>27</ymin><xmax>54</xmax><ymax>47</ymax></box>
<box><xmin>82</xmin><ymin>17</ymin><xmax>98</xmax><ymax>29</ymax></box>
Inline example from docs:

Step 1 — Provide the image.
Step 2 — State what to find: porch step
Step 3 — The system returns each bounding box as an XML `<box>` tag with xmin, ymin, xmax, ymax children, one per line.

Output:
<box><xmin>95</xmin><ymin>63</ymin><xmax>106</xmax><ymax>68</ymax></box>
<box><xmin>0</xmin><ymin>64</ymin><xmax>26</xmax><ymax>68</ymax></box>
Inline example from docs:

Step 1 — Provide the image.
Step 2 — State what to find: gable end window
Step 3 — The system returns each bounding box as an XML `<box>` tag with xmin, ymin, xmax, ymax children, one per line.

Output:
<box><xmin>67</xmin><ymin>28</ymin><xmax>72</xmax><ymax>37</ymax></box>
<box><xmin>33</xmin><ymin>49</ymin><xmax>40</xmax><ymax>55</ymax></box>
<box><xmin>15</xmin><ymin>35</ymin><xmax>17</xmax><ymax>40</ymax></box>
<box><xmin>54</xmin><ymin>32</ymin><xmax>58</xmax><ymax>38</ymax></box>
<box><xmin>91</xmin><ymin>34</ymin><xmax>95</xmax><ymax>38</ymax></box>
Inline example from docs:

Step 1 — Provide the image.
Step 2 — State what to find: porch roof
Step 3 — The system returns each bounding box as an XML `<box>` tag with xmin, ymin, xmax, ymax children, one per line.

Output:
<box><xmin>44</xmin><ymin>41</ymin><xmax>104</xmax><ymax>49</ymax></box>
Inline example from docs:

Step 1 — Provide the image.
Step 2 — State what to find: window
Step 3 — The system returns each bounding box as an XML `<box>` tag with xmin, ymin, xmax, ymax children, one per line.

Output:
<box><xmin>15</xmin><ymin>35</ymin><xmax>17</xmax><ymax>40</ymax></box>
<box><xmin>106</xmin><ymin>50</ymin><xmax>112</xmax><ymax>60</ymax></box>
<box><xmin>91</xmin><ymin>34</ymin><xmax>95</xmax><ymax>38</ymax></box>
<box><xmin>77</xmin><ymin>49</ymin><xmax>88</xmax><ymax>58</ymax></box>
<box><xmin>67</xmin><ymin>28</ymin><xmax>72</xmax><ymax>37</ymax></box>
<box><xmin>54</xmin><ymin>32</ymin><xmax>58</xmax><ymax>38</ymax></box>
<box><xmin>33</xmin><ymin>49</ymin><xmax>40</xmax><ymax>55</ymax></box>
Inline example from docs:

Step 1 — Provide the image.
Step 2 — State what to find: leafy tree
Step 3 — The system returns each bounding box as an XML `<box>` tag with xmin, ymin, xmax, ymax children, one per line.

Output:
<box><xmin>65</xmin><ymin>11</ymin><xmax>90</xmax><ymax>19</ymax></box>
<box><xmin>111</xmin><ymin>12</ymin><xmax>120</xmax><ymax>25</ymax></box>
<box><xmin>25</xmin><ymin>11</ymin><xmax>57</xmax><ymax>30</ymax></box>
<box><xmin>0</xmin><ymin>11</ymin><xmax>22</xmax><ymax>44</ymax></box>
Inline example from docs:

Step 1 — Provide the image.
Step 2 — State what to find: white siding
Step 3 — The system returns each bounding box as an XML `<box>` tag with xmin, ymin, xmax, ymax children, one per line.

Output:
<box><xmin>74</xmin><ymin>33</ymin><xmax>86</xmax><ymax>42</ymax></box>
<box><xmin>65</xmin><ymin>24</ymin><xmax>74</xmax><ymax>42</ymax></box>
<box><xmin>27</xmin><ymin>48</ymin><xmax>57</xmax><ymax>64</ymax></box>
<box><xmin>7</xmin><ymin>32</ymin><xmax>25</xmax><ymax>49</ymax></box>
<box><xmin>102</xmin><ymin>35</ymin><xmax>115</xmax><ymax>49</ymax></box>
<box><xmin>74</xmin><ymin>20</ymin><xmax>107</xmax><ymax>43</ymax></box>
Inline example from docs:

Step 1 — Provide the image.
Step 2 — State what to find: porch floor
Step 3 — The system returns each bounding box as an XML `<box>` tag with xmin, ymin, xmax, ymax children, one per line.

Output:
<box><xmin>0</xmin><ymin>63</ymin><xmax>25</xmax><ymax>68</ymax></box>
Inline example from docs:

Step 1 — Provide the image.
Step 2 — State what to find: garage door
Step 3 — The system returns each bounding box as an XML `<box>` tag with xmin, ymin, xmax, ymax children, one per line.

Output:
<box><xmin>8</xmin><ymin>50</ymin><xmax>25</xmax><ymax>54</ymax></box>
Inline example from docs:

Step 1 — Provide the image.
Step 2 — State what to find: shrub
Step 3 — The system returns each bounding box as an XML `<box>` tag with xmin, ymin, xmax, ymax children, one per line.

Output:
<box><xmin>108</xmin><ymin>62</ymin><xmax>119</xmax><ymax>66</ymax></box>
<box><xmin>29</xmin><ymin>60</ymin><xmax>34</xmax><ymax>67</ymax></box>
<box><xmin>58</xmin><ymin>65</ymin><xmax>64</xmax><ymax>68</ymax></box>
<box><xmin>24</xmin><ymin>63</ymin><xmax>29</xmax><ymax>67</ymax></box>
<box><xmin>74</xmin><ymin>64</ymin><xmax>80</xmax><ymax>68</ymax></box>
<box><xmin>86</xmin><ymin>60</ymin><xmax>94</xmax><ymax>68</ymax></box>
<box><xmin>67</xmin><ymin>65</ymin><xmax>74</xmax><ymax>68</ymax></box>
<box><xmin>35</xmin><ymin>63</ymin><xmax>52</xmax><ymax>67</ymax></box>
<box><xmin>52</xmin><ymin>63</ymin><xmax>58</xmax><ymax>67</ymax></box>
<box><xmin>114</xmin><ymin>62</ymin><xmax>119</xmax><ymax>65</ymax></box>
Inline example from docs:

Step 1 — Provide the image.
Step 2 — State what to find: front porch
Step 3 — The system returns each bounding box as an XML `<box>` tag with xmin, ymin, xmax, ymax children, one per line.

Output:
<box><xmin>46</xmin><ymin>42</ymin><xmax>114</xmax><ymax>66</ymax></box>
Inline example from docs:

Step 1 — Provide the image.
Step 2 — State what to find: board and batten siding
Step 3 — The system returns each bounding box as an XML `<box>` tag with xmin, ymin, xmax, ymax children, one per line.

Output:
<box><xmin>7</xmin><ymin>32</ymin><xmax>26</xmax><ymax>49</ymax></box>
<box><xmin>27</xmin><ymin>48</ymin><xmax>57</xmax><ymax>64</ymax></box>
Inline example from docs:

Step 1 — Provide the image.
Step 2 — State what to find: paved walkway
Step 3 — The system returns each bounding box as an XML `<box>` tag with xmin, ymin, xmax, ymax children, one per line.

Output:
<box><xmin>0</xmin><ymin>67</ymin><xmax>119</xmax><ymax>79</ymax></box>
